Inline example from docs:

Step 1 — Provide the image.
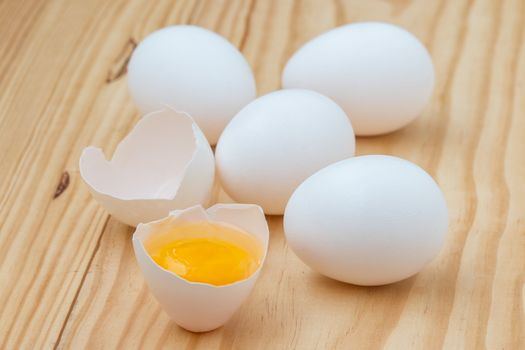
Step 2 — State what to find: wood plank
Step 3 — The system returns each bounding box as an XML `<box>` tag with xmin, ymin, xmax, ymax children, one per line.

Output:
<box><xmin>0</xmin><ymin>0</ymin><xmax>523</xmax><ymax>348</ymax></box>
<box><xmin>0</xmin><ymin>0</ymin><xmax>150</xmax><ymax>347</ymax></box>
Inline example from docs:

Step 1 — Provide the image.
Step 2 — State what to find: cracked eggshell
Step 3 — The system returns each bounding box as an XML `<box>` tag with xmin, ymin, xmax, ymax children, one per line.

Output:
<box><xmin>79</xmin><ymin>108</ymin><xmax>215</xmax><ymax>227</ymax></box>
<box><xmin>128</xmin><ymin>25</ymin><xmax>257</xmax><ymax>144</ymax></box>
<box><xmin>132</xmin><ymin>204</ymin><xmax>269</xmax><ymax>332</ymax></box>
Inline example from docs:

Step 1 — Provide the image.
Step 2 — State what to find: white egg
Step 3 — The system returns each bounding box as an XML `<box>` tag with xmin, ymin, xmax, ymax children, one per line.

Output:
<box><xmin>284</xmin><ymin>155</ymin><xmax>448</xmax><ymax>286</ymax></box>
<box><xmin>282</xmin><ymin>22</ymin><xmax>434</xmax><ymax>136</ymax></box>
<box><xmin>128</xmin><ymin>25</ymin><xmax>256</xmax><ymax>144</ymax></box>
<box><xmin>215</xmin><ymin>89</ymin><xmax>355</xmax><ymax>215</ymax></box>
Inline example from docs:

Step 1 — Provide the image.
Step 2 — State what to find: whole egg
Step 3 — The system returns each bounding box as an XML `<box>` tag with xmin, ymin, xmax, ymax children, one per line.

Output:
<box><xmin>215</xmin><ymin>89</ymin><xmax>355</xmax><ymax>215</ymax></box>
<box><xmin>282</xmin><ymin>22</ymin><xmax>434</xmax><ymax>136</ymax></box>
<box><xmin>128</xmin><ymin>25</ymin><xmax>256</xmax><ymax>144</ymax></box>
<box><xmin>284</xmin><ymin>155</ymin><xmax>448</xmax><ymax>286</ymax></box>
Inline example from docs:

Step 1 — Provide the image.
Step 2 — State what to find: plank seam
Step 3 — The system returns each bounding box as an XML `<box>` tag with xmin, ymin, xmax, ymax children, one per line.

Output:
<box><xmin>52</xmin><ymin>216</ymin><xmax>110</xmax><ymax>349</ymax></box>
<box><xmin>238</xmin><ymin>0</ymin><xmax>256</xmax><ymax>51</ymax></box>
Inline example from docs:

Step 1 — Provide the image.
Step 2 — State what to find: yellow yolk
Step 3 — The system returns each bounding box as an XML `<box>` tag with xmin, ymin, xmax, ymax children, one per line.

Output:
<box><xmin>148</xmin><ymin>232</ymin><xmax>261</xmax><ymax>286</ymax></box>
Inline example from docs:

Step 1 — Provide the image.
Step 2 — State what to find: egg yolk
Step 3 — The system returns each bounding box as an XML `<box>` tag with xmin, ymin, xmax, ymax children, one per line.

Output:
<box><xmin>148</xmin><ymin>236</ymin><xmax>260</xmax><ymax>286</ymax></box>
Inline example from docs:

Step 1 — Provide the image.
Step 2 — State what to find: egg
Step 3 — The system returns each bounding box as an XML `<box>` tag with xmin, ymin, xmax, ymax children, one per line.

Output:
<box><xmin>284</xmin><ymin>155</ymin><xmax>448</xmax><ymax>286</ymax></box>
<box><xmin>282</xmin><ymin>22</ymin><xmax>435</xmax><ymax>136</ymax></box>
<box><xmin>133</xmin><ymin>204</ymin><xmax>269</xmax><ymax>332</ymax></box>
<box><xmin>146</xmin><ymin>224</ymin><xmax>262</xmax><ymax>286</ymax></box>
<box><xmin>215</xmin><ymin>89</ymin><xmax>356</xmax><ymax>215</ymax></box>
<box><xmin>128</xmin><ymin>25</ymin><xmax>256</xmax><ymax>144</ymax></box>
<box><xmin>79</xmin><ymin>107</ymin><xmax>215</xmax><ymax>227</ymax></box>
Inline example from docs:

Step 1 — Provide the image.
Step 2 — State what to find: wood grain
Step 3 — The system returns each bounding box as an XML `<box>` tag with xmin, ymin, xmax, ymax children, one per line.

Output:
<box><xmin>1</xmin><ymin>0</ymin><xmax>524</xmax><ymax>348</ymax></box>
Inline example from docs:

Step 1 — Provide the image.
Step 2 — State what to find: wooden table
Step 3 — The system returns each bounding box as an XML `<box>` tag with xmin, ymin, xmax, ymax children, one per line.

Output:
<box><xmin>1</xmin><ymin>0</ymin><xmax>524</xmax><ymax>348</ymax></box>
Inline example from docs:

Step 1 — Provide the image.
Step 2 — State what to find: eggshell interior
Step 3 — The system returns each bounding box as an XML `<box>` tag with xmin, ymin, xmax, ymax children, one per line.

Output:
<box><xmin>133</xmin><ymin>204</ymin><xmax>269</xmax><ymax>332</ymax></box>
<box><xmin>80</xmin><ymin>108</ymin><xmax>215</xmax><ymax>226</ymax></box>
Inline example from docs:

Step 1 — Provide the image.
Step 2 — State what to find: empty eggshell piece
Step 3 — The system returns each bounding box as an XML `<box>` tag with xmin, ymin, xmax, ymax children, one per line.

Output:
<box><xmin>79</xmin><ymin>107</ymin><xmax>215</xmax><ymax>227</ymax></box>
<box><xmin>215</xmin><ymin>89</ymin><xmax>356</xmax><ymax>215</ymax></box>
<box><xmin>128</xmin><ymin>25</ymin><xmax>257</xmax><ymax>144</ymax></box>
<box><xmin>284</xmin><ymin>155</ymin><xmax>448</xmax><ymax>286</ymax></box>
<box><xmin>132</xmin><ymin>204</ymin><xmax>269</xmax><ymax>332</ymax></box>
<box><xmin>282</xmin><ymin>22</ymin><xmax>435</xmax><ymax>136</ymax></box>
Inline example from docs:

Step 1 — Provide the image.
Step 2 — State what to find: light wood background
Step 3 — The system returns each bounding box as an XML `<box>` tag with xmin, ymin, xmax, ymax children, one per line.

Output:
<box><xmin>1</xmin><ymin>0</ymin><xmax>524</xmax><ymax>349</ymax></box>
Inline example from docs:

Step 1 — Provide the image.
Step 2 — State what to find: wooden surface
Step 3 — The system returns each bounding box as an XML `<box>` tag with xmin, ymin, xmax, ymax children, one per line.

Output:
<box><xmin>1</xmin><ymin>0</ymin><xmax>524</xmax><ymax>348</ymax></box>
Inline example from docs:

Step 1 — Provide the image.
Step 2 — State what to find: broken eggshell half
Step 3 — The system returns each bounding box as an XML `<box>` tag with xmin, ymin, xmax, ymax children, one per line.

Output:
<box><xmin>79</xmin><ymin>107</ymin><xmax>215</xmax><ymax>227</ymax></box>
<box><xmin>132</xmin><ymin>204</ymin><xmax>269</xmax><ymax>332</ymax></box>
